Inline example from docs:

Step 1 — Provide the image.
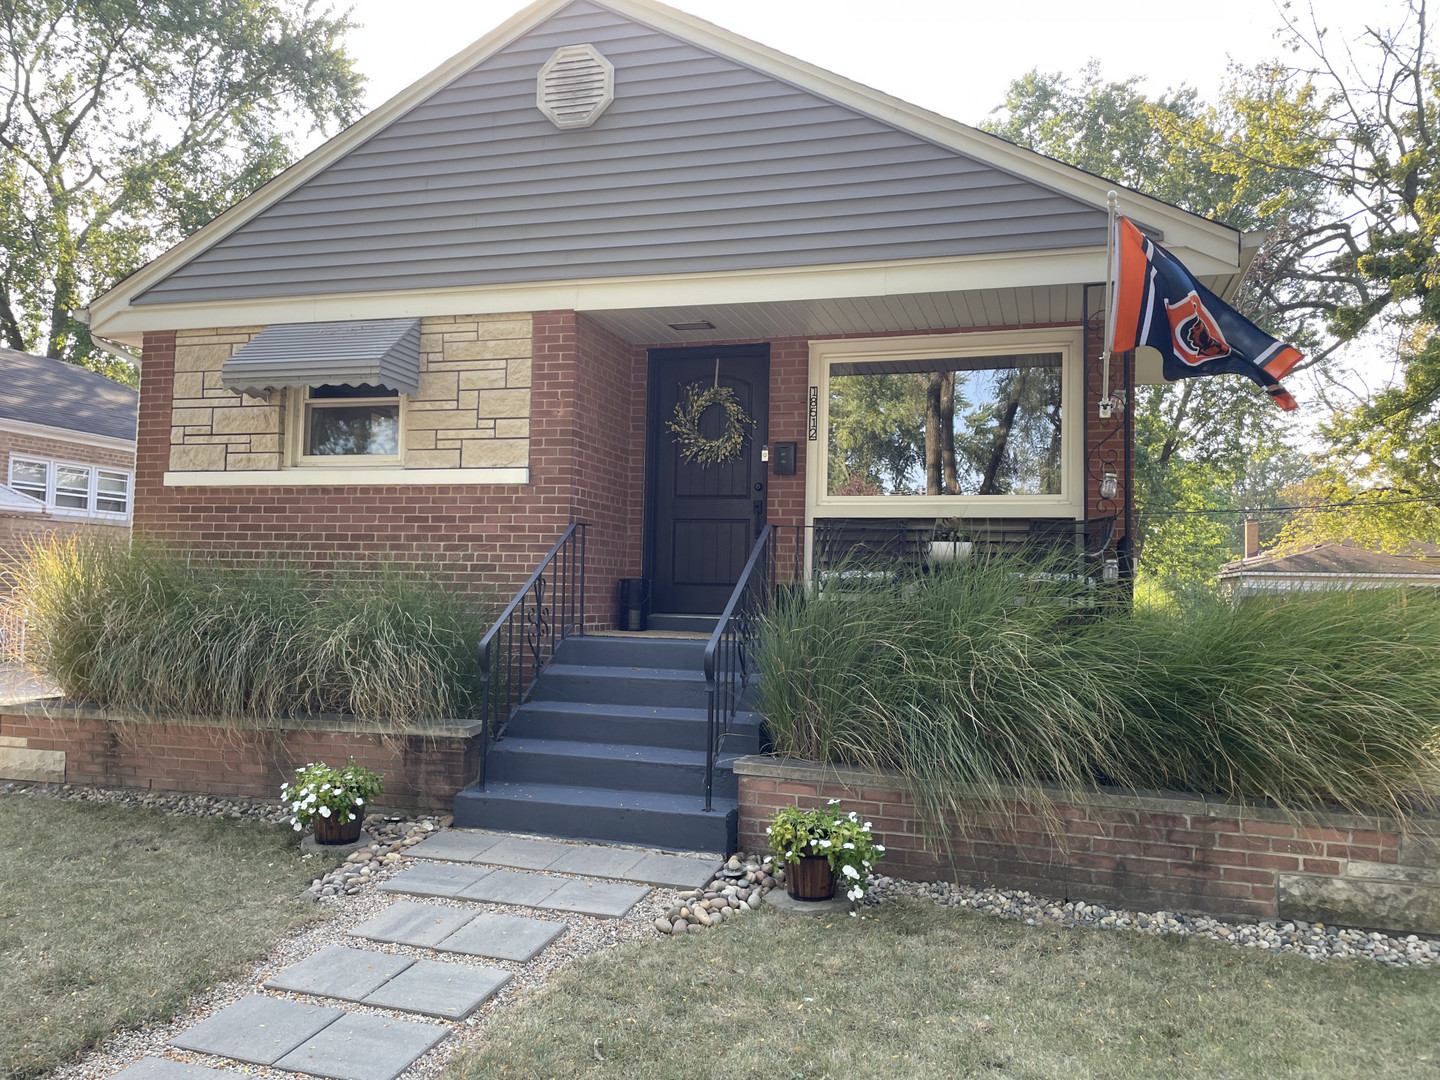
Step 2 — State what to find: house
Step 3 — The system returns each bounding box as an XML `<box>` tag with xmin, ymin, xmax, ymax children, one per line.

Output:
<box><xmin>0</xmin><ymin>347</ymin><xmax>138</xmax><ymax>573</ymax></box>
<box><xmin>1219</xmin><ymin>534</ymin><xmax>1440</xmax><ymax>597</ymax></box>
<box><xmin>79</xmin><ymin>0</ymin><xmax>1261</xmax><ymax>848</ymax></box>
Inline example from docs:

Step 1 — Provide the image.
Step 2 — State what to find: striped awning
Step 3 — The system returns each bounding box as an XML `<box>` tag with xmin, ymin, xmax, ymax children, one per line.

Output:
<box><xmin>220</xmin><ymin>318</ymin><xmax>422</xmax><ymax>396</ymax></box>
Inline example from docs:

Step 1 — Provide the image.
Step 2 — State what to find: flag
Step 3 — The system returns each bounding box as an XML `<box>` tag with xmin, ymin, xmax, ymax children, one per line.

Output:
<box><xmin>1107</xmin><ymin>216</ymin><xmax>1301</xmax><ymax>411</ymax></box>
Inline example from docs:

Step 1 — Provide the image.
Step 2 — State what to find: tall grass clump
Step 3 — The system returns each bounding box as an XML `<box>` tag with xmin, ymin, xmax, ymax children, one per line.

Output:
<box><xmin>759</xmin><ymin>552</ymin><xmax>1440</xmax><ymax>830</ymax></box>
<box><xmin>7</xmin><ymin>537</ymin><xmax>493</xmax><ymax>725</ymax></box>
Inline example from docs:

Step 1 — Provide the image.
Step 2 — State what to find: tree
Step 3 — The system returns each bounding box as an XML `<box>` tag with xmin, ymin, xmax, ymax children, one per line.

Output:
<box><xmin>1268</xmin><ymin>474</ymin><xmax>1440</xmax><ymax>553</ymax></box>
<box><xmin>0</xmin><ymin>0</ymin><xmax>364</xmax><ymax>379</ymax></box>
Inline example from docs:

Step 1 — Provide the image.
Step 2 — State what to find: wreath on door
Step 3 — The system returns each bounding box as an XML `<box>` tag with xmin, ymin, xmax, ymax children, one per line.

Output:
<box><xmin>667</xmin><ymin>377</ymin><xmax>756</xmax><ymax>467</ymax></box>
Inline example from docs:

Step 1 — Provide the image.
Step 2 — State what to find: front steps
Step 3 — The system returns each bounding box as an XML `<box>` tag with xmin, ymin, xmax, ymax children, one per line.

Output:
<box><xmin>452</xmin><ymin>634</ymin><xmax>760</xmax><ymax>853</ymax></box>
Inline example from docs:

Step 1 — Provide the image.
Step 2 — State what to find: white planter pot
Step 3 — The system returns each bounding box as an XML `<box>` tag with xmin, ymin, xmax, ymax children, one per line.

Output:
<box><xmin>926</xmin><ymin>540</ymin><xmax>972</xmax><ymax>565</ymax></box>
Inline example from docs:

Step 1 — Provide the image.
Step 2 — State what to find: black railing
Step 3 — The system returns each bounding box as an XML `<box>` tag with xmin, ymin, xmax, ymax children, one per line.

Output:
<box><xmin>475</xmin><ymin>523</ymin><xmax>587</xmax><ymax>788</ymax></box>
<box><xmin>702</xmin><ymin>524</ymin><xmax>779</xmax><ymax>812</ymax></box>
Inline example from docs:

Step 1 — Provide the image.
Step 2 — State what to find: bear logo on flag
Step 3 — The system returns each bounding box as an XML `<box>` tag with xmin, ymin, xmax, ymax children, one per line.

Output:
<box><xmin>1164</xmin><ymin>290</ymin><xmax>1234</xmax><ymax>366</ymax></box>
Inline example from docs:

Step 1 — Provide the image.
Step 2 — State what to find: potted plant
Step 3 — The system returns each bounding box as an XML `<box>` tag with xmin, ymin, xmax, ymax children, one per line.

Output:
<box><xmin>282</xmin><ymin>760</ymin><xmax>384</xmax><ymax>845</ymax></box>
<box><xmin>767</xmin><ymin>799</ymin><xmax>885</xmax><ymax>903</ymax></box>
<box><xmin>926</xmin><ymin>519</ymin><xmax>972</xmax><ymax>564</ymax></box>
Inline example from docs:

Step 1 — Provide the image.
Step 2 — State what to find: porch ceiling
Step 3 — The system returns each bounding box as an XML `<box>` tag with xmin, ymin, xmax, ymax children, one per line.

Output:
<box><xmin>585</xmin><ymin>275</ymin><xmax>1242</xmax><ymax>346</ymax></box>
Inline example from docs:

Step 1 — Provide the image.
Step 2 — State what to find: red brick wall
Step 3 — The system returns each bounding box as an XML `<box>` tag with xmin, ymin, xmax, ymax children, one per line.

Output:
<box><xmin>1</xmin><ymin>708</ymin><xmax>476</xmax><ymax>811</ymax></box>
<box><xmin>736</xmin><ymin>763</ymin><xmax>1402</xmax><ymax>922</ymax></box>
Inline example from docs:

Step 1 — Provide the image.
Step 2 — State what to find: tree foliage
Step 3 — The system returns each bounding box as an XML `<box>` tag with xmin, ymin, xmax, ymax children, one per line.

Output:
<box><xmin>0</xmin><ymin>0</ymin><xmax>364</xmax><ymax>379</ymax></box>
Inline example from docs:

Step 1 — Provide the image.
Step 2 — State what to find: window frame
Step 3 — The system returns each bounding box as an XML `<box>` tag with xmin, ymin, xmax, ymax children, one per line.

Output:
<box><xmin>7</xmin><ymin>455</ymin><xmax>133</xmax><ymax>520</ymax></box>
<box><xmin>288</xmin><ymin>384</ymin><xmax>406</xmax><ymax>467</ymax></box>
<box><xmin>806</xmin><ymin>328</ymin><xmax>1085</xmax><ymax>521</ymax></box>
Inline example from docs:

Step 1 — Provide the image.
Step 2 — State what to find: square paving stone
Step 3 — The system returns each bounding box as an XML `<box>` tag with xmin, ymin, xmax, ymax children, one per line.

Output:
<box><xmin>380</xmin><ymin>863</ymin><xmax>492</xmax><ymax>899</ymax></box>
<box><xmin>539</xmin><ymin>878</ymin><xmax>650</xmax><ymax>918</ymax></box>
<box><xmin>435</xmin><ymin>912</ymin><xmax>567</xmax><ymax>962</ymax></box>
<box><xmin>263</xmin><ymin>946</ymin><xmax>413</xmax><ymax>1002</ymax></box>
<box><xmin>110</xmin><ymin>1058</ymin><xmax>244</xmax><ymax>1080</ymax></box>
<box><xmin>542</xmin><ymin>846</ymin><xmax>647</xmax><ymax>880</ymax></box>
<box><xmin>275</xmin><ymin>1012</ymin><xmax>448</xmax><ymax>1080</ymax></box>
<box><xmin>406</xmin><ymin>831</ymin><xmax>502</xmax><ymax>863</ymax></box>
<box><xmin>170</xmin><ymin>995</ymin><xmax>342</xmax><ymax>1065</ymax></box>
<box><xmin>457</xmin><ymin>868</ymin><xmax>566</xmax><ymax>907</ymax></box>
<box><xmin>348</xmin><ymin>901</ymin><xmax>475</xmax><ymax>948</ymax></box>
<box><xmin>475</xmin><ymin>836</ymin><xmax>574</xmax><ymax>870</ymax></box>
<box><xmin>623</xmin><ymin>852</ymin><xmax>723</xmax><ymax>889</ymax></box>
<box><xmin>361</xmin><ymin>959</ymin><xmax>511</xmax><ymax>1020</ymax></box>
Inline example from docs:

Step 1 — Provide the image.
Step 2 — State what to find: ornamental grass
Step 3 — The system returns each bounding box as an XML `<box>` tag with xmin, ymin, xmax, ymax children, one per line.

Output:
<box><xmin>7</xmin><ymin>537</ymin><xmax>492</xmax><ymax>725</ymax></box>
<box><xmin>758</xmin><ymin>551</ymin><xmax>1440</xmax><ymax>828</ymax></box>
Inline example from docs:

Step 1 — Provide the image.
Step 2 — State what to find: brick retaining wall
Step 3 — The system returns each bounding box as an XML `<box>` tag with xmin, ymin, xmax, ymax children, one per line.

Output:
<box><xmin>0</xmin><ymin>703</ymin><xmax>480</xmax><ymax>811</ymax></box>
<box><xmin>734</xmin><ymin>757</ymin><xmax>1440</xmax><ymax>929</ymax></box>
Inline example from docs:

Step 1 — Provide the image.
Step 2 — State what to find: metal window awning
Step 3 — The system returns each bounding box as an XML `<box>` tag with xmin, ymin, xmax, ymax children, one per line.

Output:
<box><xmin>220</xmin><ymin>318</ymin><xmax>422</xmax><ymax>396</ymax></box>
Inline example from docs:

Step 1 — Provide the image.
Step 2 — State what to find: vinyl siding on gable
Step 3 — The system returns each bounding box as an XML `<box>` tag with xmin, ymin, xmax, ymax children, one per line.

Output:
<box><xmin>135</xmin><ymin>0</ymin><xmax>1107</xmax><ymax>306</ymax></box>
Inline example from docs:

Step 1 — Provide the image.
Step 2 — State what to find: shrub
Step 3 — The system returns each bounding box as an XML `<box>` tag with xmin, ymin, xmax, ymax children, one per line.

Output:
<box><xmin>283</xmin><ymin>760</ymin><xmax>384</xmax><ymax>832</ymax></box>
<box><xmin>6</xmin><ymin>538</ymin><xmax>493</xmax><ymax>725</ymax></box>
<box><xmin>758</xmin><ymin>552</ymin><xmax>1440</xmax><ymax>830</ymax></box>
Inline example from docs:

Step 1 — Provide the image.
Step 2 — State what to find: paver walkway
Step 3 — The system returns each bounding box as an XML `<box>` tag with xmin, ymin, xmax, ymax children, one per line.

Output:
<box><xmin>140</xmin><ymin>830</ymin><xmax>720</xmax><ymax>1080</ymax></box>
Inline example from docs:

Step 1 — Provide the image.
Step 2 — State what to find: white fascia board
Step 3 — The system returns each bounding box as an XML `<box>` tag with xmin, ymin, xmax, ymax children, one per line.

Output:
<box><xmin>88</xmin><ymin>0</ymin><xmax>1242</xmax><ymax>336</ymax></box>
<box><xmin>164</xmin><ymin>467</ymin><xmax>529</xmax><ymax>487</ymax></box>
<box><xmin>93</xmin><ymin>249</ymin><xmax>1126</xmax><ymax>336</ymax></box>
<box><xmin>0</xmin><ymin>416</ymin><xmax>136</xmax><ymax>454</ymax></box>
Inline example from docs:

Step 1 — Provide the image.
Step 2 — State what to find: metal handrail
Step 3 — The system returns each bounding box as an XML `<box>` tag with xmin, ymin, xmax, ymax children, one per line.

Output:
<box><xmin>702</xmin><ymin>524</ymin><xmax>775</xmax><ymax>811</ymax></box>
<box><xmin>475</xmin><ymin>522</ymin><xmax>587</xmax><ymax>789</ymax></box>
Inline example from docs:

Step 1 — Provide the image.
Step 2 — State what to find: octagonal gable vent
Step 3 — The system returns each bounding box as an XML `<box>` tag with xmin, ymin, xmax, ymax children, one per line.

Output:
<box><xmin>537</xmin><ymin>44</ymin><xmax>614</xmax><ymax>130</ymax></box>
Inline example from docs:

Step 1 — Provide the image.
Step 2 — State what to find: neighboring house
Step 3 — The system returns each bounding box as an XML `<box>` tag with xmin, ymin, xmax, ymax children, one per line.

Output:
<box><xmin>1219</xmin><ymin>538</ymin><xmax>1440</xmax><ymax>597</ymax></box>
<box><xmin>82</xmin><ymin>0</ymin><xmax>1258</xmax><ymax>622</ymax></box>
<box><xmin>0</xmin><ymin>347</ymin><xmax>138</xmax><ymax>572</ymax></box>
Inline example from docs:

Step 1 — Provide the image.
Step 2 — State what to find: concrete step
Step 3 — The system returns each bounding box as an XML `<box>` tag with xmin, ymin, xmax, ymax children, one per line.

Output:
<box><xmin>528</xmin><ymin>663</ymin><xmax>710</xmax><ymax>709</ymax></box>
<box><xmin>504</xmin><ymin>700</ymin><xmax>761</xmax><ymax>751</ymax></box>
<box><xmin>453</xmin><ymin>780</ymin><xmax>737</xmax><ymax>852</ymax></box>
<box><xmin>485</xmin><ymin>737</ymin><xmax>743</xmax><ymax>799</ymax></box>
<box><xmin>647</xmin><ymin>613</ymin><xmax>719</xmax><ymax>633</ymax></box>
<box><xmin>554</xmin><ymin>634</ymin><xmax>707</xmax><ymax>669</ymax></box>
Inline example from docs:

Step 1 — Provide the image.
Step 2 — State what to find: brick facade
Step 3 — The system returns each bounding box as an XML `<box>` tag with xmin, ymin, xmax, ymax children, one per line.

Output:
<box><xmin>735</xmin><ymin>758</ymin><xmax>1415</xmax><ymax>924</ymax></box>
<box><xmin>0</xmin><ymin>705</ymin><xmax>479</xmax><ymax>811</ymax></box>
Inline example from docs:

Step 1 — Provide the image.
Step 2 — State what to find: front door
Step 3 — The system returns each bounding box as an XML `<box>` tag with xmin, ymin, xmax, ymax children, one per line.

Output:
<box><xmin>647</xmin><ymin>345</ymin><xmax>769</xmax><ymax>614</ymax></box>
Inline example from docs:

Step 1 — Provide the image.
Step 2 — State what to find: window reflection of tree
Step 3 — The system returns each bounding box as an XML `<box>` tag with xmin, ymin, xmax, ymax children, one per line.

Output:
<box><xmin>828</xmin><ymin>355</ymin><xmax>1062</xmax><ymax>497</ymax></box>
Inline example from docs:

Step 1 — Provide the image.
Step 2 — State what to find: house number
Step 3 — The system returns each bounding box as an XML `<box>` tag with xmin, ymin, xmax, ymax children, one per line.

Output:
<box><xmin>807</xmin><ymin>386</ymin><xmax>818</xmax><ymax>441</ymax></box>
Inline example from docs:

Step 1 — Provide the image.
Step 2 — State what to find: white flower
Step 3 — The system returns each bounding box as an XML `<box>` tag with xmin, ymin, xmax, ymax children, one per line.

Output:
<box><xmin>827</xmin><ymin>798</ymin><xmax>841</xmax><ymax>805</ymax></box>
<box><xmin>842</xmin><ymin>842</ymin><xmax>854</xmax><ymax>850</ymax></box>
<box><xmin>842</xmin><ymin>864</ymin><xmax>860</xmax><ymax>880</ymax></box>
<box><xmin>875</xmin><ymin>844</ymin><xmax>885</xmax><ymax>852</ymax></box>
<box><xmin>354</xmin><ymin>797</ymin><xmax>364</xmax><ymax>806</ymax></box>
<box><xmin>348</xmin><ymin>813</ymin><xmax>356</xmax><ymax>821</ymax></box>
<box><xmin>817</xmin><ymin>838</ymin><xmax>832</xmax><ymax>848</ymax></box>
<box><xmin>848</xmin><ymin>811</ymin><xmax>858</xmax><ymax>822</ymax></box>
<box><xmin>863</xmin><ymin>822</ymin><xmax>872</xmax><ymax>830</ymax></box>
<box><xmin>319</xmin><ymin>806</ymin><xmax>331</xmax><ymax>818</ymax></box>
<box><xmin>293</xmin><ymin>822</ymin><xmax>302</xmax><ymax>831</ymax></box>
<box><xmin>765</xmin><ymin>826</ymin><xmax>772</xmax><ymax>834</ymax></box>
<box><xmin>847</xmin><ymin>886</ymin><xmax>864</xmax><ymax>900</ymax></box>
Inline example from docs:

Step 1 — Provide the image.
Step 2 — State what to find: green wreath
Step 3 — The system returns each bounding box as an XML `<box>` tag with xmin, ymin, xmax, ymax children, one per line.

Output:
<box><xmin>667</xmin><ymin>381</ymin><xmax>756</xmax><ymax>467</ymax></box>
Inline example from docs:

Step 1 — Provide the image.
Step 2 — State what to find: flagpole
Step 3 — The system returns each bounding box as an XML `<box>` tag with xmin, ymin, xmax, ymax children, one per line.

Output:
<box><xmin>1098</xmin><ymin>190</ymin><xmax>1118</xmax><ymax>419</ymax></box>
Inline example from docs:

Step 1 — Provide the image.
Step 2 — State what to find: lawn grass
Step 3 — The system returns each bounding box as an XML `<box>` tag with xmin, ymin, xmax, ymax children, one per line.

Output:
<box><xmin>0</xmin><ymin>795</ymin><xmax>331</xmax><ymax>1080</ymax></box>
<box><xmin>446</xmin><ymin>901</ymin><xmax>1440</xmax><ymax>1080</ymax></box>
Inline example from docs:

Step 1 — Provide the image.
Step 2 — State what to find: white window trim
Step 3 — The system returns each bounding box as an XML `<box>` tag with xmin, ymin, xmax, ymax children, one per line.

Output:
<box><xmin>286</xmin><ymin>385</ymin><xmax>406</xmax><ymax>467</ymax></box>
<box><xmin>7</xmin><ymin>455</ymin><xmax>134</xmax><ymax>521</ymax></box>
<box><xmin>805</xmin><ymin>327</ymin><xmax>1085</xmax><ymax>524</ymax></box>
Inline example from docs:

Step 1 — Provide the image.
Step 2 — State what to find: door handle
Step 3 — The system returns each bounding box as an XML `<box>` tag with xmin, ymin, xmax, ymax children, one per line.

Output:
<box><xmin>753</xmin><ymin>499</ymin><xmax>766</xmax><ymax>528</ymax></box>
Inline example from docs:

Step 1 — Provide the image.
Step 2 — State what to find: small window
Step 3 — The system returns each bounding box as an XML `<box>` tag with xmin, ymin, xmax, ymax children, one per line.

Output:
<box><xmin>96</xmin><ymin>470</ymin><xmax>130</xmax><ymax>514</ymax></box>
<box><xmin>301</xmin><ymin>384</ymin><xmax>401</xmax><ymax>458</ymax></box>
<box><xmin>54</xmin><ymin>465</ymin><xmax>91</xmax><ymax>510</ymax></box>
<box><xmin>10</xmin><ymin>458</ymin><xmax>47</xmax><ymax>502</ymax></box>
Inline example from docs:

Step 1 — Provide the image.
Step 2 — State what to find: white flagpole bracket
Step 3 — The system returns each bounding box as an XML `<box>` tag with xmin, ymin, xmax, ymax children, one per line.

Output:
<box><xmin>1098</xmin><ymin>190</ymin><xmax>1119</xmax><ymax>420</ymax></box>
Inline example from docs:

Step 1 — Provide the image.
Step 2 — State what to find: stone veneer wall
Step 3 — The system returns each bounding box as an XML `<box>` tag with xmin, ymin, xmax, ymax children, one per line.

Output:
<box><xmin>167</xmin><ymin>314</ymin><xmax>532</xmax><ymax>472</ymax></box>
<box><xmin>0</xmin><ymin>703</ymin><xmax>479</xmax><ymax>811</ymax></box>
<box><xmin>734</xmin><ymin>756</ymin><xmax>1440</xmax><ymax>934</ymax></box>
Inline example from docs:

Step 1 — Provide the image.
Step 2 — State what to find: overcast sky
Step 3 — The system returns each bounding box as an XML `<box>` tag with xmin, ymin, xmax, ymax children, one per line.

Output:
<box><xmin>337</xmin><ymin>0</ymin><xmax>1366</xmax><ymax>130</ymax></box>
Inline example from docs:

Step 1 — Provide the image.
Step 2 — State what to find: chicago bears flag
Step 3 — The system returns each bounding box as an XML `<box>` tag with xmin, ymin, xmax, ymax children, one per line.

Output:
<box><xmin>1107</xmin><ymin>216</ymin><xmax>1301</xmax><ymax>410</ymax></box>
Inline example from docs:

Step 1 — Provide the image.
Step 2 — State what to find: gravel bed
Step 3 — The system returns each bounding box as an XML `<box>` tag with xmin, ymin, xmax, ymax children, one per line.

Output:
<box><xmin>864</xmin><ymin>874</ymin><xmax>1440</xmax><ymax>967</ymax></box>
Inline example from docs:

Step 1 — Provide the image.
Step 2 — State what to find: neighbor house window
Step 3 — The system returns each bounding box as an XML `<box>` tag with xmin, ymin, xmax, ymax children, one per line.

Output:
<box><xmin>7</xmin><ymin>456</ymin><xmax>132</xmax><ymax>517</ymax></box>
<box><xmin>808</xmin><ymin>329</ymin><xmax>1083</xmax><ymax>516</ymax></box>
<box><xmin>298</xmin><ymin>384</ymin><xmax>401</xmax><ymax>460</ymax></box>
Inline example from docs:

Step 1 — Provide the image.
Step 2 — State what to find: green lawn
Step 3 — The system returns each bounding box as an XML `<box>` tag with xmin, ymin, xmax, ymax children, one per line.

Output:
<box><xmin>0</xmin><ymin>795</ymin><xmax>331</xmax><ymax>1080</ymax></box>
<box><xmin>447</xmin><ymin>901</ymin><xmax>1440</xmax><ymax>1080</ymax></box>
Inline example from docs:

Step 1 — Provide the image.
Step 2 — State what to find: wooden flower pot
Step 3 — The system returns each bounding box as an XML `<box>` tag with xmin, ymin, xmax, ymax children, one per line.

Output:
<box><xmin>312</xmin><ymin>811</ymin><xmax>363</xmax><ymax>845</ymax></box>
<box><xmin>786</xmin><ymin>854</ymin><xmax>837</xmax><ymax>901</ymax></box>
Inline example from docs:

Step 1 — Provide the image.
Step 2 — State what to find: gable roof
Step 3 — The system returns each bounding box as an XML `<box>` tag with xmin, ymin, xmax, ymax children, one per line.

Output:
<box><xmin>1218</xmin><ymin>542</ymin><xmax>1440</xmax><ymax>580</ymax></box>
<box><xmin>87</xmin><ymin>0</ymin><xmax>1245</xmax><ymax>338</ymax></box>
<box><xmin>0</xmin><ymin>348</ymin><xmax>138</xmax><ymax>443</ymax></box>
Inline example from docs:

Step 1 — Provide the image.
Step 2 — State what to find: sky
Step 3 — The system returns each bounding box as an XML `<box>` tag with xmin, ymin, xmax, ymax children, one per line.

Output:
<box><xmin>338</xmin><ymin>0</ymin><xmax>1362</xmax><ymax>129</ymax></box>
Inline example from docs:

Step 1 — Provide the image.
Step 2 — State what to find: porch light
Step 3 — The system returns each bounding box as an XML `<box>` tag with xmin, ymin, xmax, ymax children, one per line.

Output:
<box><xmin>668</xmin><ymin>320</ymin><xmax>715</xmax><ymax>331</ymax></box>
<box><xmin>1099</xmin><ymin>471</ymin><xmax>1118</xmax><ymax>501</ymax></box>
<box><xmin>1102</xmin><ymin>557</ymin><xmax>1120</xmax><ymax>584</ymax></box>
